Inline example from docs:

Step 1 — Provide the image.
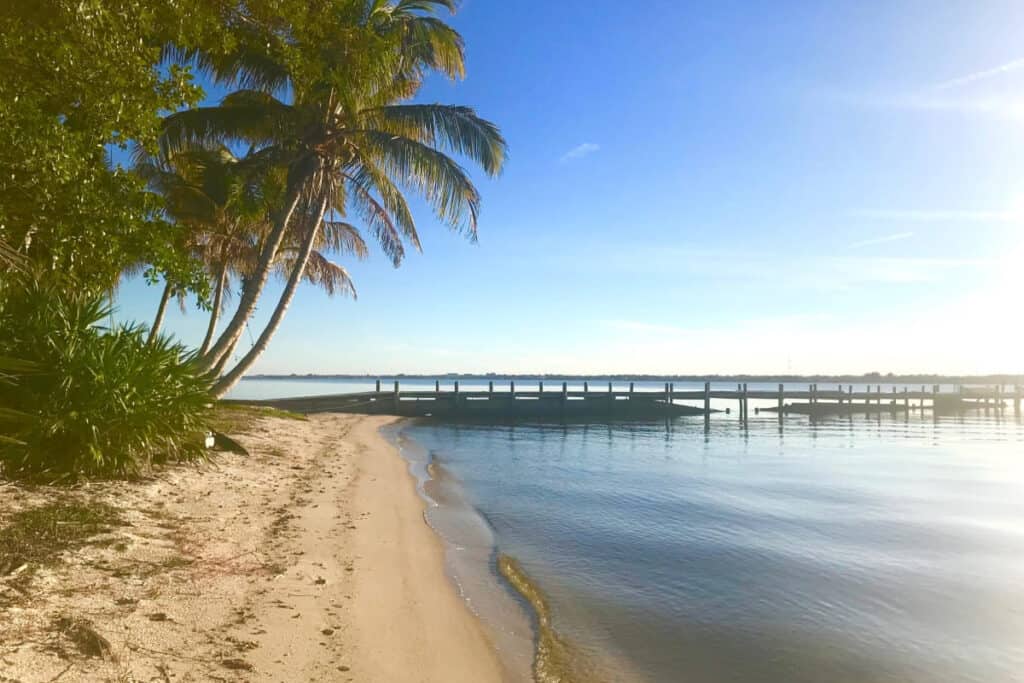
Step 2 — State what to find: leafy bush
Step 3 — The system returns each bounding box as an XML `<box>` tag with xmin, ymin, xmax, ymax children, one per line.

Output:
<box><xmin>0</xmin><ymin>278</ymin><xmax>214</xmax><ymax>481</ymax></box>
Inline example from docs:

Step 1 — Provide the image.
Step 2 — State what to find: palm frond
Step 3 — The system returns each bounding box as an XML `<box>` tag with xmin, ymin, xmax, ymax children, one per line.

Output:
<box><xmin>0</xmin><ymin>238</ymin><xmax>26</xmax><ymax>273</ymax></box>
<box><xmin>303</xmin><ymin>251</ymin><xmax>357</xmax><ymax>299</ymax></box>
<box><xmin>356</xmin><ymin>130</ymin><xmax>481</xmax><ymax>237</ymax></box>
<box><xmin>361</xmin><ymin>104</ymin><xmax>506</xmax><ymax>176</ymax></box>
<box><xmin>320</xmin><ymin>221</ymin><xmax>370</xmax><ymax>260</ymax></box>
<box><xmin>343</xmin><ymin>180</ymin><xmax>406</xmax><ymax>265</ymax></box>
<box><xmin>344</xmin><ymin>160</ymin><xmax>420</xmax><ymax>251</ymax></box>
<box><xmin>160</xmin><ymin>92</ymin><xmax>296</xmax><ymax>157</ymax></box>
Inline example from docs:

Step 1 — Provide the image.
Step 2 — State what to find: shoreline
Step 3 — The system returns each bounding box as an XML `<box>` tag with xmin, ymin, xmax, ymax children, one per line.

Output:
<box><xmin>0</xmin><ymin>412</ymin><xmax>507</xmax><ymax>682</ymax></box>
<box><xmin>385</xmin><ymin>422</ymin><xmax>536</xmax><ymax>681</ymax></box>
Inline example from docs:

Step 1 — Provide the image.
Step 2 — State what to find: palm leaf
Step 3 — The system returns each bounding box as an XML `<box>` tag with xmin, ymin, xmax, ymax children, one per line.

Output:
<box><xmin>302</xmin><ymin>252</ymin><xmax>357</xmax><ymax>298</ymax></box>
<box><xmin>355</xmin><ymin>130</ymin><xmax>481</xmax><ymax>237</ymax></box>
<box><xmin>320</xmin><ymin>221</ymin><xmax>370</xmax><ymax>260</ymax></box>
<box><xmin>361</xmin><ymin>104</ymin><xmax>506</xmax><ymax>176</ymax></box>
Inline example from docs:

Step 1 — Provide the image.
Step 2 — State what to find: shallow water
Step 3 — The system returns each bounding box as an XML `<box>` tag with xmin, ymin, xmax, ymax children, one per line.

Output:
<box><xmin>231</xmin><ymin>378</ymin><xmax>1024</xmax><ymax>682</ymax></box>
<box><xmin>399</xmin><ymin>411</ymin><xmax>1024</xmax><ymax>683</ymax></box>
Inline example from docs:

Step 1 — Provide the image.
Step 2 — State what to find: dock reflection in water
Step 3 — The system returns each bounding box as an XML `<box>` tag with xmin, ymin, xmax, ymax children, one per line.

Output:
<box><xmin>401</xmin><ymin>411</ymin><xmax>1024</xmax><ymax>683</ymax></box>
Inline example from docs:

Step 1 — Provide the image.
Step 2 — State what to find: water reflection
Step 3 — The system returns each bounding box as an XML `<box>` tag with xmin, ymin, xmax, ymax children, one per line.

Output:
<box><xmin>402</xmin><ymin>411</ymin><xmax>1024</xmax><ymax>683</ymax></box>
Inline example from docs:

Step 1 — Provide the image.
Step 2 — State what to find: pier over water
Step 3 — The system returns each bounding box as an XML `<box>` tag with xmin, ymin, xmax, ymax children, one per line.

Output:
<box><xmin>235</xmin><ymin>381</ymin><xmax>1024</xmax><ymax>421</ymax></box>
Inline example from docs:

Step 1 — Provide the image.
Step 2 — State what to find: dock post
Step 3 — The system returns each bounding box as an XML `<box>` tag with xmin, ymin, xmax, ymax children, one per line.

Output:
<box><xmin>777</xmin><ymin>383</ymin><xmax>784</xmax><ymax>416</ymax></box>
<box><xmin>562</xmin><ymin>382</ymin><xmax>568</xmax><ymax>403</ymax></box>
<box><xmin>393</xmin><ymin>381</ymin><xmax>400</xmax><ymax>414</ymax></box>
<box><xmin>903</xmin><ymin>387</ymin><xmax>909</xmax><ymax>412</ymax></box>
<box><xmin>584</xmin><ymin>381</ymin><xmax>589</xmax><ymax>394</ymax></box>
<box><xmin>453</xmin><ymin>380</ymin><xmax>459</xmax><ymax>414</ymax></box>
<box><xmin>705</xmin><ymin>382</ymin><xmax>712</xmax><ymax>416</ymax></box>
<box><xmin>376</xmin><ymin>379</ymin><xmax>381</xmax><ymax>393</ymax></box>
<box><xmin>933</xmin><ymin>384</ymin><xmax>940</xmax><ymax>415</ymax></box>
<box><xmin>511</xmin><ymin>380</ymin><xmax>515</xmax><ymax>397</ymax></box>
<box><xmin>837</xmin><ymin>385</ymin><xmax>843</xmax><ymax>407</ymax></box>
<box><xmin>489</xmin><ymin>381</ymin><xmax>494</xmax><ymax>395</ymax></box>
<box><xmin>921</xmin><ymin>385</ymin><xmax>926</xmax><ymax>410</ymax></box>
<box><xmin>630</xmin><ymin>382</ymin><xmax>635</xmax><ymax>400</ymax></box>
<box><xmin>665</xmin><ymin>383</ymin><xmax>671</xmax><ymax>408</ymax></box>
<box><xmin>742</xmin><ymin>383</ymin><xmax>749</xmax><ymax>421</ymax></box>
<box><xmin>891</xmin><ymin>386</ymin><xmax>898</xmax><ymax>412</ymax></box>
<box><xmin>539</xmin><ymin>380</ymin><xmax>544</xmax><ymax>393</ymax></box>
<box><xmin>435</xmin><ymin>380</ymin><xmax>440</xmax><ymax>393</ymax></box>
<box><xmin>1015</xmin><ymin>385</ymin><xmax>1021</xmax><ymax>414</ymax></box>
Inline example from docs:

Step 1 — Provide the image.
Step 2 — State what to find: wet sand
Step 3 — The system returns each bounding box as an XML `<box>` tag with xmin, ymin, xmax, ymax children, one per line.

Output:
<box><xmin>0</xmin><ymin>413</ymin><xmax>505</xmax><ymax>682</ymax></box>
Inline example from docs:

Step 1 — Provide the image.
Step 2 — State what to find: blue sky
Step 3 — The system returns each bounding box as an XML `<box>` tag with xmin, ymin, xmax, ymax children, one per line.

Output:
<box><xmin>117</xmin><ymin>1</ymin><xmax>1024</xmax><ymax>375</ymax></box>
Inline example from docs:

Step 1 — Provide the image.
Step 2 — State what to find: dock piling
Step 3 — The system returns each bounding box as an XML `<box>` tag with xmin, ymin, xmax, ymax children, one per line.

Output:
<box><xmin>264</xmin><ymin>379</ymin><xmax>1017</xmax><ymax>420</ymax></box>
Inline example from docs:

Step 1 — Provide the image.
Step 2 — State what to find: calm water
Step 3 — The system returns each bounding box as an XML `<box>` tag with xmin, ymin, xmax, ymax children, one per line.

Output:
<box><xmin>233</xmin><ymin>379</ymin><xmax>1024</xmax><ymax>682</ymax></box>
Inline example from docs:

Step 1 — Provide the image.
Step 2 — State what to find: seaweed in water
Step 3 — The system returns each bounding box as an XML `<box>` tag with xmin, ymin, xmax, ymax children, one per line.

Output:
<box><xmin>497</xmin><ymin>554</ymin><xmax>603</xmax><ymax>683</ymax></box>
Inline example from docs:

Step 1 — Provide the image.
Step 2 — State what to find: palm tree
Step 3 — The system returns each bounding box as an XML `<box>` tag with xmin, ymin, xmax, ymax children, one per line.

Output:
<box><xmin>209</xmin><ymin>201</ymin><xmax>367</xmax><ymax>375</ymax></box>
<box><xmin>136</xmin><ymin>146</ymin><xmax>266</xmax><ymax>345</ymax></box>
<box><xmin>161</xmin><ymin>0</ymin><xmax>506</xmax><ymax>398</ymax></box>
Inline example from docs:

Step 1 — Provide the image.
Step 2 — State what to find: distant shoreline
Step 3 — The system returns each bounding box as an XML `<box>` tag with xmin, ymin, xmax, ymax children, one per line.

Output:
<box><xmin>245</xmin><ymin>373</ymin><xmax>1024</xmax><ymax>384</ymax></box>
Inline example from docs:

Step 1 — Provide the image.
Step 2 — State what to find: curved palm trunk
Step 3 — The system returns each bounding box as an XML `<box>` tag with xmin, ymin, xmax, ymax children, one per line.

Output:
<box><xmin>148</xmin><ymin>282</ymin><xmax>173</xmax><ymax>344</ymax></box>
<box><xmin>210</xmin><ymin>323</ymin><xmax>244</xmax><ymax>377</ymax></box>
<box><xmin>198</xmin><ymin>264</ymin><xmax>228</xmax><ymax>356</ymax></box>
<box><xmin>198</xmin><ymin>188</ymin><xmax>306</xmax><ymax>373</ymax></box>
<box><xmin>211</xmin><ymin>196</ymin><xmax>329</xmax><ymax>399</ymax></box>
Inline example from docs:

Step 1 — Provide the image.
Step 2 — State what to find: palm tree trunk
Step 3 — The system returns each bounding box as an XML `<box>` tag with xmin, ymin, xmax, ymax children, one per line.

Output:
<box><xmin>199</xmin><ymin>264</ymin><xmax>228</xmax><ymax>356</ymax></box>
<box><xmin>148</xmin><ymin>282</ymin><xmax>173</xmax><ymax>344</ymax></box>
<box><xmin>198</xmin><ymin>187</ymin><xmax>306</xmax><ymax>373</ymax></box>
<box><xmin>211</xmin><ymin>196</ymin><xmax>329</xmax><ymax>399</ymax></box>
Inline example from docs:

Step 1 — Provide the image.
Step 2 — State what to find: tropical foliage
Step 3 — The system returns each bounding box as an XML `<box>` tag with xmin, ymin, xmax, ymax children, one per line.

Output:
<box><xmin>0</xmin><ymin>279</ymin><xmax>213</xmax><ymax>481</ymax></box>
<box><xmin>0</xmin><ymin>0</ymin><xmax>504</xmax><ymax>478</ymax></box>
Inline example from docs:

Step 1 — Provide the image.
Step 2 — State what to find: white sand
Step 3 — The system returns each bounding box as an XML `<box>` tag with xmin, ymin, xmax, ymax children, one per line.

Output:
<box><xmin>0</xmin><ymin>414</ymin><xmax>508</xmax><ymax>682</ymax></box>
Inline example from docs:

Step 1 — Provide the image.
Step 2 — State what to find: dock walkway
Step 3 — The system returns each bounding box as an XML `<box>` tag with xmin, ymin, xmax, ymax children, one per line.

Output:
<box><xmin>236</xmin><ymin>381</ymin><xmax>1024</xmax><ymax>421</ymax></box>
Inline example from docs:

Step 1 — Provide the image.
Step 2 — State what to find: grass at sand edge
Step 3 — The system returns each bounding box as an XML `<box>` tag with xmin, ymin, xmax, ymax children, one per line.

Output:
<box><xmin>208</xmin><ymin>404</ymin><xmax>307</xmax><ymax>435</ymax></box>
<box><xmin>0</xmin><ymin>501</ymin><xmax>123</xmax><ymax>577</ymax></box>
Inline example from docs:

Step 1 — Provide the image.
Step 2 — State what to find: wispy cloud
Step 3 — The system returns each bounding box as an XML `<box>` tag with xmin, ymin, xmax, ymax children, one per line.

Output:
<box><xmin>849</xmin><ymin>232</ymin><xmax>914</xmax><ymax>249</ymax></box>
<box><xmin>851</xmin><ymin>209</ymin><xmax>1021</xmax><ymax>223</ymax></box>
<box><xmin>828</xmin><ymin>88</ymin><xmax>1024</xmax><ymax>119</ymax></box>
<box><xmin>560</xmin><ymin>142</ymin><xmax>600</xmax><ymax>163</ymax></box>
<box><xmin>825</xmin><ymin>57</ymin><xmax>1024</xmax><ymax>119</ymax></box>
<box><xmin>933</xmin><ymin>57</ymin><xmax>1024</xmax><ymax>91</ymax></box>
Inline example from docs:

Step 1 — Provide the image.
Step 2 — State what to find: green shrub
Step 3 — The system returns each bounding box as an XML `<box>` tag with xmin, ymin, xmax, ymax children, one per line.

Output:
<box><xmin>0</xmin><ymin>278</ymin><xmax>214</xmax><ymax>481</ymax></box>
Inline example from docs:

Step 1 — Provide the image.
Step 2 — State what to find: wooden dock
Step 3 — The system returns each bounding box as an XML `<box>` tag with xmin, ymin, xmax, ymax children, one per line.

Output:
<box><xmin>236</xmin><ymin>381</ymin><xmax>1024</xmax><ymax>421</ymax></box>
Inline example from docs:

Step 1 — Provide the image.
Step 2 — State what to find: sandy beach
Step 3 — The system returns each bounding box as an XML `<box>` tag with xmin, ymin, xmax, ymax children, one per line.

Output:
<box><xmin>0</xmin><ymin>412</ymin><xmax>507</xmax><ymax>682</ymax></box>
